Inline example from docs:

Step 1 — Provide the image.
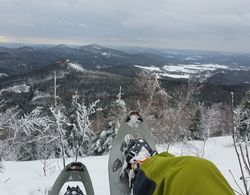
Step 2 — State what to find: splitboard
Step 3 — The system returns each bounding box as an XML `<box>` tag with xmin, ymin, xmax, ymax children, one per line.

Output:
<box><xmin>49</xmin><ymin>162</ymin><xmax>94</xmax><ymax>195</ymax></box>
<box><xmin>108</xmin><ymin>116</ymin><xmax>157</xmax><ymax>195</ymax></box>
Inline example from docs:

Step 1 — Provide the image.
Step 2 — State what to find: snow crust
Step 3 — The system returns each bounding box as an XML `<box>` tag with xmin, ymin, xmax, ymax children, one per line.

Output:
<box><xmin>0</xmin><ymin>136</ymin><xmax>243</xmax><ymax>194</ymax></box>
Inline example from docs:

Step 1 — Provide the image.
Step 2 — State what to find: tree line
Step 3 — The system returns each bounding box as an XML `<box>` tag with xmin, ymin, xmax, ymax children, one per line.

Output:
<box><xmin>0</xmin><ymin>70</ymin><xmax>249</xmax><ymax>165</ymax></box>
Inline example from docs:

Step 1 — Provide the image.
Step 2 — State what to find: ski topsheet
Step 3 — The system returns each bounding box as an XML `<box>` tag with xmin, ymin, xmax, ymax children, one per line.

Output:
<box><xmin>108</xmin><ymin>114</ymin><xmax>157</xmax><ymax>195</ymax></box>
<box><xmin>49</xmin><ymin>162</ymin><xmax>94</xmax><ymax>195</ymax></box>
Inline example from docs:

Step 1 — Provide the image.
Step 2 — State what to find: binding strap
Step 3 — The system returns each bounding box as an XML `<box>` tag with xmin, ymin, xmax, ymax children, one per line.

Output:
<box><xmin>125</xmin><ymin>139</ymin><xmax>157</xmax><ymax>163</ymax></box>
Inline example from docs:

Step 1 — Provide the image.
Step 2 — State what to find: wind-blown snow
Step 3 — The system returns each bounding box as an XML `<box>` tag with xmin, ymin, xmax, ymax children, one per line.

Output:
<box><xmin>0</xmin><ymin>136</ymin><xmax>243</xmax><ymax>194</ymax></box>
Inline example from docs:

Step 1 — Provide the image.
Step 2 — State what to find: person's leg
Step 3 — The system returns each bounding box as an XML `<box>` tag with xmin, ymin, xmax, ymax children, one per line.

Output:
<box><xmin>138</xmin><ymin>153</ymin><xmax>234</xmax><ymax>195</ymax></box>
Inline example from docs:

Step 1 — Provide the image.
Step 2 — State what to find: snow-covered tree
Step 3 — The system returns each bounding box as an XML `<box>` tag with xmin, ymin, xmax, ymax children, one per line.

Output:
<box><xmin>235</xmin><ymin>104</ymin><xmax>250</xmax><ymax>141</ymax></box>
<box><xmin>135</xmin><ymin>71</ymin><xmax>204</xmax><ymax>144</ymax></box>
<box><xmin>15</xmin><ymin>107</ymin><xmax>47</xmax><ymax>160</ymax></box>
<box><xmin>49</xmin><ymin>71</ymin><xmax>68</xmax><ymax>166</ymax></box>
<box><xmin>67</xmin><ymin>91</ymin><xmax>100</xmax><ymax>161</ymax></box>
<box><xmin>109</xmin><ymin>86</ymin><xmax>127</xmax><ymax>130</ymax></box>
<box><xmin>91</xmin><ymin>121</ymin><xmax>116</xmax><ymax>155</ymax></box>
<box><xmin>135</xmin><ymin>71</ymin><xmax>170</xmax><ymax>111</ymax></box>
<box><xmin>234</xmin><ymin>91</ymin><xmax>250</xmax><ymax>141</ymax></box>
<box><xmin>231</xmin><ymin>92</ymin><xmax>250</xmax><ymax>195</ymax></box>
<box><xmin>0</xmin><ymin>105</ymin><xmax>57</xmax><ymax>161</ymax></box>
<box><xmin>135</xmin><ymin>70</ymin><xmax>171</xmax><ymax>118</ymax></box>
<box><xmin>159</xmin><ymin>75</ymin><xmax>203</xmax><ymax>143</ymax></box>
<box><xmin>202</xmin><ymin>103</ymin><xmax>224</xmax><ymax>138</ymax></box>
<box><xmin>0</xmin><ymin>105</ymin><xmax>20</xmax><ymax>135</ymax></box>
<box><xmin>92</xmin><ymin>87</ymin><xmax>126</xmax><ymax>155</ymax></box>
<box><xmin>0</xmin><ymin>72</ymin><xmax>69</xmax><ymax>162</ymax></box>
<box><xmin>0</xmin><ymin>102</ymin><xmax>19</xmax><ymax>166</ymax></box>
<box><xmin>115</xmin><ymin>86</ymin><xmax>127</xmax><ymax>113</ymax></box>
<box><xmin>188</xmin><ymin>108</ymin><xmax>204</xmax><ymax>140</ymax></box>
<box><xmin>0</xmin><ymin>106</ymin><xmax>21</xmax><ymax>160</ymax></box>
<box><xmin>50</xmin><ymin>104</ymin><xmax>68</xmax><ymax>166</ymax></box>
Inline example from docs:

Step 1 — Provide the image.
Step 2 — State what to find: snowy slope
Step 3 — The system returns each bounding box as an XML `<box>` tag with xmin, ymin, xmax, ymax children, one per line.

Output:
<box><xmin>0</xmin><ymin>136</ymin><xmax>243</xmax><ymax>194</ymax></box>
<box><xmin>1</xmin><ymin>156</ymin><xmax>109</xmax><ymax>195</ymax></box>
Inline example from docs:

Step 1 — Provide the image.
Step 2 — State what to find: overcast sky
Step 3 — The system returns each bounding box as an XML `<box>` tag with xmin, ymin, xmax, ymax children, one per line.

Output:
<box><xmin>0</xmin><ymin>0</ymin><xmax>250</xmax><ymax>52</ymax></box>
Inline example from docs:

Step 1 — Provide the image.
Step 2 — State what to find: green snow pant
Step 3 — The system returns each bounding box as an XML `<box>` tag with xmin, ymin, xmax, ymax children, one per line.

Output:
<box><xmin>133</xmin><ymin>152</ymin><xmax>234</xmax><ymax>195</ymax></box>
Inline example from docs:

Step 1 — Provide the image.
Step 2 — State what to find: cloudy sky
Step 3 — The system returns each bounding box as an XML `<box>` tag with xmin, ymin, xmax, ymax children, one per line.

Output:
<box><xmin>0</xmin><ymin>0</ymin><xmax>250</xmax><ymax>52</ymax></box>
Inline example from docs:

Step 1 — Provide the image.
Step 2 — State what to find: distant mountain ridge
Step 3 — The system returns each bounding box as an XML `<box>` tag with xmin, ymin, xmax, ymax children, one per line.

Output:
<box><xmin>1</xmin><ymin>44</ymin><xmax>250</xmax><ymax>77</ymax></box>
<box><xmin>0</xmin><ymin>44</ymin><xmax>250</xmax><ymax>111</ymax></box>
<box><xmin>0</xmin><ymin>44</ymin><xmax>170</xmax><ymax>76</ymax></box>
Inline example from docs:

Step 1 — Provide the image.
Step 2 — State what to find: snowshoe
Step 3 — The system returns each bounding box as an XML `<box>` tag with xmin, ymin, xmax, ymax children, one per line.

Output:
<box><xmin>108</xmin><ymin>111</ymin><xmax>157</xmax><ymax>195</ymax></box>
<box><xmin>122</xmin><ymin>138</ymin><xmax>157</xmax><ymax>190</ymax></box>
<box><xmin>49</xmin><ymin>162</ymin><xmax>94</xmax><ymax>195</ymax></box>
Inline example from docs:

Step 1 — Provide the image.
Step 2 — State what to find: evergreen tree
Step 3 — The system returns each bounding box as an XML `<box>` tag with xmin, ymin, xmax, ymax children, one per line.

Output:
<box><xmin>235</xmin><ymin>91</ymin><xmax>250</xmax><ymax>140</ymax></box>
<box><xmin>109</xmin><ymin>86</ymin><xmax>127</xmax><ymax>130</ymax></box>
<box><xmin>68</xmin><ymin>91</ymin><xmax>100</xmax><ymax>160</ymax></box>
<box><xmin>91</xmin><ymin>121</ymin><xmax>116</xmax><ymax>155</ymax></box>
<box><xmin>188</xmin><ymin>109</ymin><xmax>203</xmax><ymax>140</ymax></box>
<box><xmin>92</xmin><ymin>87</ymin><xmax>126</xmax><ymax>155</ymax></box>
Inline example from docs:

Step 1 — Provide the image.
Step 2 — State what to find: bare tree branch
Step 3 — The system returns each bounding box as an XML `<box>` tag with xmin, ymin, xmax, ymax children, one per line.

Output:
<box><xmin>229</xmin><ymin>169</ymin><xmax>244</xmax><ymax>195</ymax></box>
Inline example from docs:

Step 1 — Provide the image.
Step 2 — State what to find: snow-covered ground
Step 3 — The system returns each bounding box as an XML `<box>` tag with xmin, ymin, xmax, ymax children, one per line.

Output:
<box><xmin>0</xmin><ymin>73</ymin><xmax>9</xmax><ymax>78</ymax></box>
<box><xmin>0</xmin><ymin>136</ymin><xmax>243</xmax><ymax>194</ymax></box>
<box><xmin>0</xmin><ymin>84</ymin><xmax>31</xmax><ymax>95</ymax></box>
<box><xmin>134</xmin><ymin>64</ymin><xmax>236</xmax><ymax>79</ymax></box>
<box><xmin>68</xmin><ymin>62</ymin><xmax>86</xmax><ymax>73</ymax></box>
